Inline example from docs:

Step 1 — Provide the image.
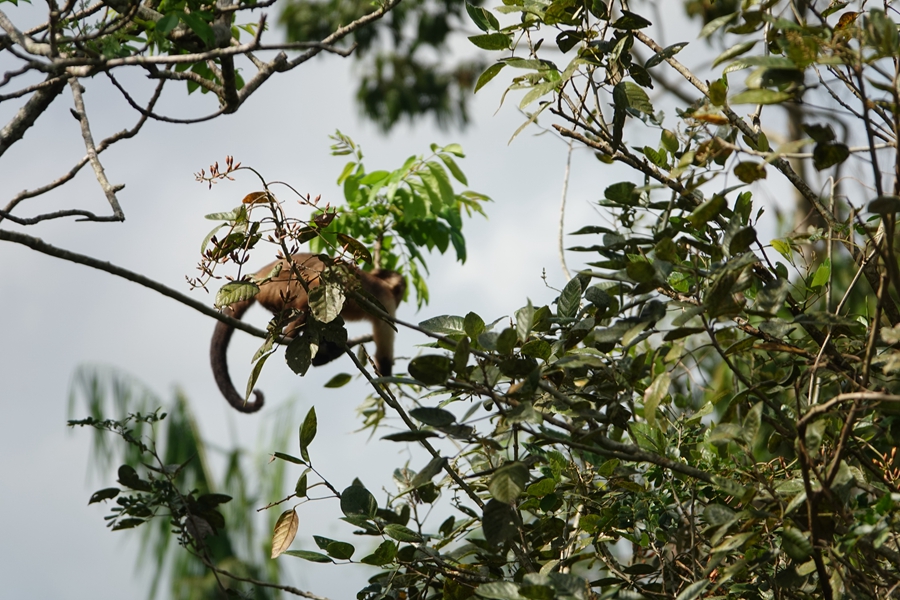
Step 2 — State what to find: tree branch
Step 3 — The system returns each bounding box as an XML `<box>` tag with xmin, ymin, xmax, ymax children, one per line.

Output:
<box><xmin>0</xmin><ymin>74</ymin><xmax>67</xmax><ymax>158</ymax></box>
<box><xmin>68</xmin><ymin>78</ymin><xmax>125</xmax><ymax>220</ymax></box>
<box><xmin>0</xmin><ymin>229</ymin><xmax>270</xmax><ymax>340</ymax></box>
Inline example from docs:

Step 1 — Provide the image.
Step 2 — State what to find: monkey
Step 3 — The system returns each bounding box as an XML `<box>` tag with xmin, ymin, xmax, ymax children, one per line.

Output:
<box><xmin>210</xmin><ymin>253</ymin><xmax>405</xmax><ymax>413</ymax></box>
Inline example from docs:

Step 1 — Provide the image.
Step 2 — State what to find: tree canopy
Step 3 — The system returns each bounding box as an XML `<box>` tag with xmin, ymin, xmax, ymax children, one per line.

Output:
<box><xmin>5</xmin><ymin>0</ymin><xmax>900</xmax><ymax>599</ymax></box>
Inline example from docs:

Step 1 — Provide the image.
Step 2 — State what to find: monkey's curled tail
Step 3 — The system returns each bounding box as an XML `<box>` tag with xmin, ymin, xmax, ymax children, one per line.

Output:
<box><xmin>210</xmin><ymin>300</ymin><xmax>264</xmax><ymax>413</ymax></box>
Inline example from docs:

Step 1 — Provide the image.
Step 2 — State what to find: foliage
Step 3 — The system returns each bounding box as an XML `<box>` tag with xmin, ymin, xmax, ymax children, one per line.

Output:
<box><xmin>279</xmin><ymin>0</ymin><xmax>487</xmax><ymax>130</ymax></box>
<box><xmin>189</xmin><ymin>136</ymin><xmax>487</xmax><ymax>399</ymax></box>
<box><xmin>314</xmin><ymin>132</ymin><xmax>489</xmax><ymax>306</ymax></box>
<box><xmin>0</xmin><ymin>0</ymin><xmax>398</xmax><ymax>227</ymax></box>
<box><xmin>69</xmin><ymin>367</ymin><xmax>297</xmax><ymax>600</ymax></box>
<box><xmin>68</xmin><ymin>1</ymin><xmax>900</xmax><ymax>600</ymax></box>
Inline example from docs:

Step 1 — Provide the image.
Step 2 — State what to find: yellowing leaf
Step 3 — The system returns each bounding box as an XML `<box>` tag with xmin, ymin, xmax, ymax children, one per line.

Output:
<box><xmin>835</xmin><ymin>11</ymin><xmax>860</xmax><ymax>29</ymax></box>
<box><xmin>271</xmin><ymin>509</ymin><xmax>299</xmax><ymax>558</ymax></box>
<box><xmin>242</xmin><ymin>191</ymin><xmax>270</xmax><ymax>204</ymax></box>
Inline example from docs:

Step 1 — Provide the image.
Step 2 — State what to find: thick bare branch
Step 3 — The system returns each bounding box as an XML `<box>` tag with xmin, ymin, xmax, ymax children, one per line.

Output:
<box><xmin>0</xmin><ymin>8</ymin><xmax>52</xmax><ymax>55</ymax></box>
<box><xmin>0</xmin><ymin>74</ymin><xmax>67</xmax><ymax>158</ymax></box>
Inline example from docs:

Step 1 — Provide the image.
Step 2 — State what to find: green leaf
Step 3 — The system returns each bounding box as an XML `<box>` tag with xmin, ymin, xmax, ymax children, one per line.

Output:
<box><xmin>699</xmin><ymin>12</ymin><xmax>737</xmax><ymax>38</ymax></box>
<box><xmin>324</xmin><ymin>373</ymin><xmax>352</xmax><ymax>388</ymax></box>
<box><xmin>308</xmin><ymin>283</ymin><xmax>345</xmax><ymax>323</ymax></box>
<box><xmin>340</xmin><ymin>484</ymin><xmax>377</xmax><ymax>518</ymax></box>
<box><xmin>611</xmin><ymin>10</ymin><xmax>651</xmax><ymax>29</ymax></box>
<box><xmin>409</xmin><ymin>407</ymin><xmax>456</xmax><ymax>427</ymax></box>
<box><xmin>285</xmin><ymin>335</ymin><xmax>313</xmax><ymax>376</ymax></box>
<box><xmin>88</xmin><ymin>488</ymin><xmax>120</xmax><ymax>504</ymax></box>
<box><xmin>465</xmin><ymin>2</ymin><xmax>499</xmax><ymax>31</ymax></box>
<box><xmin>475</xmin><ymin>63</ymin><xmax>506</xmax><ymax>93</ymax></box>
<box><xmin>526</xmin><ymin>478</ymin><xmax>556</xmax><ymax>498</ymax></box>
<box><xmin>156</xmin><ymin>13</ymin><xmax>178</xmax><ymax>35</ymax></box>
<box><xmin>442</xmin><ymin>143</ymin><xmax>465</xmax><ymax>157</ymax></box>
<box><xmin>728</xmin><ymin>226</ymin><xmax>757</xmax><ymax>255</ymax></box>
<box><xmin>712</xmin><ymin>41</ymin><xmax>757</xmax><ymax>67</ymax></box>
<box><xmin>419</xmin><ymin>315</ymin><xmax>466</xmax><ymax>336</ymax></box>
<box><xmin>410</xmin><ymin>456</ymin><xmax>447</xmax><ymax>489</ymax></box>
<box><xmin>642</xmin><ymin>146</ymin><xmax>668</xmax><ymax>168</ymax></box>
<box><xmin>468</xmin><ymin>33</ymin><xmax>512</xmax><ymax>51</ymax></box>
<box><xmin>244</xmin><ymin>352</ymin><xmax>272</xmax><ymax>404</ymax></box>
<box><xmin>687</xmin><ymin>194</ymin><xmax>726</xmax><ymax>227</ymax></box>
<box><xmin>703</xmin><ymin>504</ymin><xmax>736</xmax><ymax>526</ymax></box>
<box><xmin>770</xmin><ymin>239</ymin><xmax>793</xmax><ymax>260</ymax></box>
<box><xmin>661</xmin><ymin>129</ymin><xmax>679</xmax><ymax>153</ymax></box>
<box><xmin>663</xmin><ymin>327</ymin><xmax>704</xmax><ymax>341</ymax></box>
<box><xmin>781</xmin><ymin>527</ymin><xmax>812</xmax><ymax>561</ymax></box>
<box><xmin>803</xmin><ymin>123</ymin><xmax>836</xmax><ymax>143</ymax></box>
<box><xmin>557</xmin><ymin>278</ymin><xmax>583</xmax><ymax>319</ymax></box>
<box><xmin>752</xmin><ymin>278</ymin><xmax>789</xmax><ymax>316</ymax></box>
<box><xmin>360</xmin><ymin>540</ymin><xmax>397</xmax><ymax>565</ymax></box>
<box><xmin>613</xmin><ymin>81</ymin><xmax>654</xmax><ymax>114</ymax></box>
<box><xmin>384</xmin><ymin>524</ymin><xmax>424</xmax><ymax>543</ymax></box>
<box><xmin>626</xmin><ymin>260</ymin><xmax>656</xmax><ymax>283</ymax></box>
<box><xmin>381</xmin><ymin>430</ymin><xmax>441</xmax><ymax>442</ymax></box>
<box><xmin>812</xmin><ymin>142</ymin><xmax>849</xmax><ymax>170</ymax></box>
<box><xmin>822</xmin><ymin>2</ymin><xmax>849</xmax><ymax>18</ymax></box>
<box><xmin>214</xmin><ymin>281</ymin><xmax>259</xmax><ymax>309</ymax></box>
<box><xmin>496</xmin><ymin>327</ymin><xmax>517</xmax><ymax>355</ymax></box>
<box><xmin>519</xmin><ymin>80</ymin><xmax>561</xmax><ymax>110</ymax></box>
<box><xmin>869</xmin><ymin>195</ymin><xmax>900</xmax><ymax>214</ymax></box>
<box><xmin>482</xmin><ymin>500</ymin><xmax>518</xmax><ymax>546</ymax></box>
<box><xmin>476</xmin><ymin>581</ymin><xmax>527</xmax><ymax>600</ymax></box>
<box><xmin>408</xmin><ymin>355</ymin><xmax>452</xmax><ymax>385</ymax></box>
<box><xmin>325</xmin><ymin>541</ymin><xmax>355</xmax><ymax>560</ymax></box>
<box><xmin>643</xmin><ymin>371</ymin><xmax>670</xmax><ymax>428</ymax></box>
<box><xmin>711</xmin><ymin>531</ymin><xmax>755</xmax><ymax>553</ymax></box>
<box><xmin>453</xmin><ymin>335</ymin><xmax>470</xmax><ymax>373</ymax></box>
<box><xmin>273</xmin><ymin>452</ymin><xmax>306</xmax><ymax>465</ymax></box>
<box><xmin>516</xmin><ymin>300</ymin><xmax>534</xmax><ymax>343</ymax></box>
<box><xmin>178</xmin><ymin>11</ymin><xmax>214</xmax><ymax>47</ymax></box>
<box><xmin>426</xmin><ymin>162</ymin><xmax>456</xmax><ymax>209</ymax></box>
<box><xmin>489</xmin><ymin>462</ymin><xmax>529</xmax><ymax>503</ymax></box>
<box><xmin>712</xmin><ymin>475</ymin><xmax>747</xmax><ymax>498</ymax></box>
<box><xmin>730</xmin><ymin>89</ymin><xmax>793</xmax><ymax>105</ymax></box>
<box><xmin>464</xmin><ymin>312</ymin><xmax>486</xmax><ymax>338</ymax></box>
<box><xmin>283</xmin><ymin>550</ymin><xmax>332</xmax><ymax>563</ymax></box>
<box><xmin>299</xmin><ymin>406</ymin><xmax>317</xmax><ymax>454</ymax></box>
<box><xmin>438</xmin><ymin>154</ymin><xmax>468</xmax><ymax>185</ymax></box>
<box><xmin>676</xmin><ymin>580</ymin><xmax>709</xmax><ymax>600</ymax></box>
<box><xmin>734</xmin><ymin>160</ymin><xmax>766</xmax><ymax>183</ymax></box>
<box><xmin>588</xmin><ymin>0</ymin><xmax>608</xmax><ymax>20</ymax></box>
<box><xmin>520</xmin><ymin>339</ymin><xmax>552</xmax><ymax>361</ymax></box>
<box><xmin>742</xmin><ymin>401</ymin><xmax>763</xmax><ymax>444</ymax></box>
<box><xmin>810</xmin><ymin>257</ymin><xmax>831</xmax><ymax>288</ymax></box>
<box><xmin>644</xmin><ymin>42</ymin><xmax>688</xmax><ymax>69</ymax></box>
<box><xmin>111</xmin><ymin>518</ymin><xmax>145</xmax><ymax>531</ymax></box>
<box><xmin>708</xmin><ymin>79</ymin><xmax>728</xmax><ymax>106</ymax></box>
<box><xmin>295</xmin><ymin>473</ymin><xmax>308</xmax><ymax>497</ymax></box>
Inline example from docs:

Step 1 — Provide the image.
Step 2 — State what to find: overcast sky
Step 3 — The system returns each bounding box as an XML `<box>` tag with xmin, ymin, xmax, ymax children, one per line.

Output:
<box><xmin>0</xmin><ymin>3</ymin><xmax>797</xmax><ymax>598</ymax></box>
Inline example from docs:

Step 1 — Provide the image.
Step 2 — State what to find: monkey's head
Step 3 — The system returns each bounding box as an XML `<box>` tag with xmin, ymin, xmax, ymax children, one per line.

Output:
<box><xmin>371</xmin><ymin>268</ymin><xmax>406</xmax><ymax>305</ymax></box>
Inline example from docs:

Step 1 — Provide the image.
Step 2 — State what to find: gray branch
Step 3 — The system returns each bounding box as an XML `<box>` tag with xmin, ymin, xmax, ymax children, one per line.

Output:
<box><xmin>0</xmin><ymin>74</ymin><xmax>67</xmax><ymax>158</ymax></box>
<box><xmin>68</xmin><ymin>78</ymin><xmax>125</xmax><ymax>220</ymax></box>
<box><xmin>0</xmin><ymin>228</ymin><xmax>270</xmax><ymax>339</ymax></box>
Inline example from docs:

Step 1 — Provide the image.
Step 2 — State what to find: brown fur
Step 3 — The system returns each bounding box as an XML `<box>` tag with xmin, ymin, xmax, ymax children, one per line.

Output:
<box><xmin>211</xmin><ymin>253</ymin><xmax>405</xmax><ymax>413</ymax></box>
